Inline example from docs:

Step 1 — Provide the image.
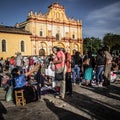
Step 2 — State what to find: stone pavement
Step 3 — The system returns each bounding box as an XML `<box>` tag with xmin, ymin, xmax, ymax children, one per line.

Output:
<box><xmin>0</xmin><ymin>83</ymin><xmax>120</xmax><ymax>120</ymax></box>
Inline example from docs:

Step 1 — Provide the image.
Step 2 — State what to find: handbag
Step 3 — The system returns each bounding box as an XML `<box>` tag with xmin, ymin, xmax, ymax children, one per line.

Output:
<box><xmin>45</xmin><ymin>65</ymin><xmax>55</xmax><ymax>77</ymax></box>
<box><xmin>55</xmin><ymin>72</ymin><xmax>64</xmax><ymax>81</ymax></box>
<box><xmin>5</xmin><ymin>85</ymin><xmax>13</xmax><ymax>102</ymax></box>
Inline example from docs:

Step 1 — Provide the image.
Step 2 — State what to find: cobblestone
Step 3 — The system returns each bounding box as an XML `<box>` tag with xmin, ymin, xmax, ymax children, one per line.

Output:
<box><xmin>0</xmin><ymin>83</ymin><xmax>120</xmax><ymax>120</ymax></box>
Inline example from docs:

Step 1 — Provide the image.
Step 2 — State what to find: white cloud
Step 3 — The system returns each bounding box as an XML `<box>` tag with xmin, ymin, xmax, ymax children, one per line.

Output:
<box><xmin>84</xmin><ymin>1</ymin><xmax>120</xmax><ymax>38</ymax></box>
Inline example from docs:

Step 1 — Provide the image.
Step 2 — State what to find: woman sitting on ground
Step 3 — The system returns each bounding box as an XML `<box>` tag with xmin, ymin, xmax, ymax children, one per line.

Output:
<box><xmin>11</xmin><ymin>63</ymin><xmax>40</xmax><ymax>103</ymax></box>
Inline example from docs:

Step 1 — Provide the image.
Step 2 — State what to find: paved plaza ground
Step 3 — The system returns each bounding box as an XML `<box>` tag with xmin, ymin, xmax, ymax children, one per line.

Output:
<box><xmin>0</xmin><ymin>83</ymin><xmax>120</xmax><ymax>120</ymax></box>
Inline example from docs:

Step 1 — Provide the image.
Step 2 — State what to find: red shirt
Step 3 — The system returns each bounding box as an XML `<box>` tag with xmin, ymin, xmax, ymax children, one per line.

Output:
<box><xmin>29</xmin><ymin>59</ymin><xmax>34</xmax><ymax>65</ymax></box>
<box><xmin>65</xmin><ymin>53</ymin><xmax>71</xmax><ymax>72</ymax></box>
<box><xmin>10</xmin><ymin>58</ymin><xmax>15</xmax><ymax>65</ymax></box>
<box><xmin>54</xmin><ymin>51</ymin><xmax>65</xmax><ymax>72</ymax></box>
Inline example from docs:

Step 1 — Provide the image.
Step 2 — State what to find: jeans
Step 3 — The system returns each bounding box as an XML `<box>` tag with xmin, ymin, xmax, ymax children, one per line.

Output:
<box><xmin>96</xmin><ymin>65</ymin><xmax>104</xmax><ymax>83</ymax></box>
<box><xmin>72</xmin><ymin>65</ymin><xmax>80</xmax><ymax>83</ymax></box>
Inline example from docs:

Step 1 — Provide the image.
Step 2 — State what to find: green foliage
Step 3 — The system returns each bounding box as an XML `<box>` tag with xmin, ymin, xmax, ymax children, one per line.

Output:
<box><xmin>83</xmin><ymin>37</ymin><xmax>102</xmax><ymax>54</ymax></box>
<box><xmin>83</xmin><ymin>33</ymin><xmax>120</xmax><ymax>54</ymax></box>
<box><xmin>103</xmin><ymin>33</ymin><xmax>120</xmax><ymax>52</ymax></box>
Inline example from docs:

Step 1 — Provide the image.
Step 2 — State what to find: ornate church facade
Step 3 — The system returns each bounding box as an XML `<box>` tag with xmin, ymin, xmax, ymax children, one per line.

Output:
<box><xmin>0</xmin><ymin>2</ymin><xmax>83</xmax><ymax>59</ymax></box>
<box><xmin>18</xmin><ymin>2</ymin><xmax>83</xmax><ymax>56</ymax></box>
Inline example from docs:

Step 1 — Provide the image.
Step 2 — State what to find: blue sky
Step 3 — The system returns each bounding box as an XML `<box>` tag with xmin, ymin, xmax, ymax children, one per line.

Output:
<box><xmin>0</xmin><ymin>0</ymin><xmax>120</xmax><ymax>39</ymax></box>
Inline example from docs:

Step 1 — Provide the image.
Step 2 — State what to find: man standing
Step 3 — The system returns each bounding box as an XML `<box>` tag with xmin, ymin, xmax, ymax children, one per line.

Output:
<box><xmin>103</xmin><ymin>46</ymin><xmax>112</xmax><ymax>86</ymax></box>
<box><xmin>52</xmin><ymin>46</ymin><xmax>65</xmax><ymax>99</ymax></box>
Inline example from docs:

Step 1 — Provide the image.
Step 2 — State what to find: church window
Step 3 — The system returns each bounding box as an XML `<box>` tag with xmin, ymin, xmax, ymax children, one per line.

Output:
<box><xmin>56</xmin><ymin>33</ymin><xmax>59</xmax><ymax>41</ymax></box>
<box><xmin>40</xmin><ymin>31</ymin><xmax>43</xmax><ymax>36</ymax></box>
<box><xmin>21</xmin><ymin>41</ymin><xmax>24</xmax><ymax>52</ymax></box>
<box><xmin>2</xmin><ymin>39</ymin><xmax>6</xmax><ymax>52</ymax></box>
<box><xmin>72</xmin><ymin>34</ymin><xmax>75</xmax><ymax>39</ymax></box>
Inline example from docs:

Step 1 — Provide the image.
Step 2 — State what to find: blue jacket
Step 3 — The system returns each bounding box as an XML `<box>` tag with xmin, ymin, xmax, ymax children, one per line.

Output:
<box><xmin>12</xmin><ymin>74</ymin><xmax>26</xmax><ymax>88</ymax></box>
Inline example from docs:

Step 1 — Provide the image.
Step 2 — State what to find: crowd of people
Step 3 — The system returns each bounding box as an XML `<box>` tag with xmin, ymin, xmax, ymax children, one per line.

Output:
<box><xmin>0</xmin><ymin>46</ymin><xmax>120</xmax><ymax>104</ymax></box>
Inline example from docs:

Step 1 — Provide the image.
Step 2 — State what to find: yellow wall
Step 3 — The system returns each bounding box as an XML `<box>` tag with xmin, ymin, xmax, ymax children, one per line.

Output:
<box><xmin>0</xmin><ymin>2</ymin><xmax>83</xmax><ymax>59</ymax></box>
<box><xmin>19</xmin><ymin>3</ymin><xmax>83</xmax><ymax>55</ymax></box>
<box><xmin>0</xmin><ymin>32</ymin><xmax>31</xmax><ymax>59</ymax></box>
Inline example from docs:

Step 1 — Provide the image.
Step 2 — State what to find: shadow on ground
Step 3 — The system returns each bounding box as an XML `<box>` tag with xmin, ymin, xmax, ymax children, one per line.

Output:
<box><xmin>81</xmin><ymin>84</ymin><xmax>120</xmax><ymax>101</ymax></box>
<box><xmin>62</xmin><ymin>85</ymin><xmax>120</xmax><ymax>120</ymax></box>
<box><xmin>0</xmin><ymin>102</ymin><xmax>7</xmax><ymax>120</ymax></box>
<box><xmin>44</xmin><ymin>98</ymin><xmax>90</xmax><ymax>120</ymax></box>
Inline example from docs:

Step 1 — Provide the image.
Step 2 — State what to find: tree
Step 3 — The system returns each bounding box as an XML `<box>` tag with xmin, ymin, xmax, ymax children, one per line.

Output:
<box><xmin>83</xmin><ymin>37</ymin><xmax>90</xmax><ymax>53</ymax></box>
<box><xmin>83</xmin><ymin>37</ymin><xmax>102</xmax><ymax>54</ymax></box>
<box><xmin>103</xmin><ymin>33</ymin><xmax>120</xmax><ymax>52</ymax></box>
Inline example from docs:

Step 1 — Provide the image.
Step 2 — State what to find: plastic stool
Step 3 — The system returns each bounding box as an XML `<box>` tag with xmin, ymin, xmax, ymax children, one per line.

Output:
<box><xmin>15</xmin><ymin>90</ymin><xmax>26</xmax><ymax>106</ymax></box>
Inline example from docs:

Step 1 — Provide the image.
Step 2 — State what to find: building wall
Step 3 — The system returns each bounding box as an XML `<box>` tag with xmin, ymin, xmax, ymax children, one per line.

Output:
<box><xmin>0</xmin><ymin>2</ymin><xmax>83</xmax><ymax>59</ymax></box>
<box><xmin>0</xmin><ymin>32</ymin><xmax>31</xmax><ymax>59</ymax></box>
<box><xmin>19</xmin><ymin>2</ymin><xmax>83</xmax><ymax>55</ymax></box>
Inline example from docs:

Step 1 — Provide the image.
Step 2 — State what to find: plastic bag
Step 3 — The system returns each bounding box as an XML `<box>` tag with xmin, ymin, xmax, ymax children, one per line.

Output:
<box><xmin>46</xmin><ymin>65</ymin><xmax>55</xmax><ymax>77</ymax></box>
<box><xmin>5</xmin><ymin>86</ymin><xmax>13</xmax><ymax>102</ymax></box>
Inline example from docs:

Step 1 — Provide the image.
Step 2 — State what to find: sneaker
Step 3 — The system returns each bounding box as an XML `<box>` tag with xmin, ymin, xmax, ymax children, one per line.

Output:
<box><xmin>93</xmin><ymin>84</ymin><xmax>99</xmax><ymax>87</ymax></box>
<box><xmin>55</xmin><ymin>95</ymin><xmax>60</xmax><ymax>99</ymax></box>
<box><xmin>73</xmin><ymin>83</ymin><xmax>76</xmax><ymax>85</ymax></box>
<box><xmin>98</xmin><ymin>84</ymin><xmax>103</xmax><ymax>87</ymax></box>
<box><xmin>55</xmin><ymin>95</ymin><xmax>65</xmax><ymax>99</ymax></box>
<box><xmin>60</xmin><ymin>96</ymin><xmax>64</xmax><ymax>99</ymax></box>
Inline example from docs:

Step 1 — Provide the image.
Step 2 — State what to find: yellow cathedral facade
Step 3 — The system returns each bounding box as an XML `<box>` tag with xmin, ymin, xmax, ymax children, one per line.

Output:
<box><xmin>0</xmin><ymin>2</ymin><xmax>83</xmax><ymax>59</ymax></box>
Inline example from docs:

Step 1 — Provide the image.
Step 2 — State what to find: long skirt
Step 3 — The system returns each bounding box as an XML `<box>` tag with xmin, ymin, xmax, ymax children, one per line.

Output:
<box><xmin>84</xmin><ymin>67</ymin><xmax>93</xmax><ymax>81</ymax></box>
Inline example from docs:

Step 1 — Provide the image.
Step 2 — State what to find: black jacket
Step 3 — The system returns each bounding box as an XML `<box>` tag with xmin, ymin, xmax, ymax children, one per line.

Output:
<box><xmin>96</xmin><ymin>54</ymin><xmax>106</xmax><ymax>66</ymax></box>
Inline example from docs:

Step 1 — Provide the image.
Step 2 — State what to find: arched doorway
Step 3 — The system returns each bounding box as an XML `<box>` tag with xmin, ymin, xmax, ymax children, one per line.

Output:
<box><xmin>39</xmin><ymin>48</ymin><xmax>45</xmax><ymax>56</ymax></box>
